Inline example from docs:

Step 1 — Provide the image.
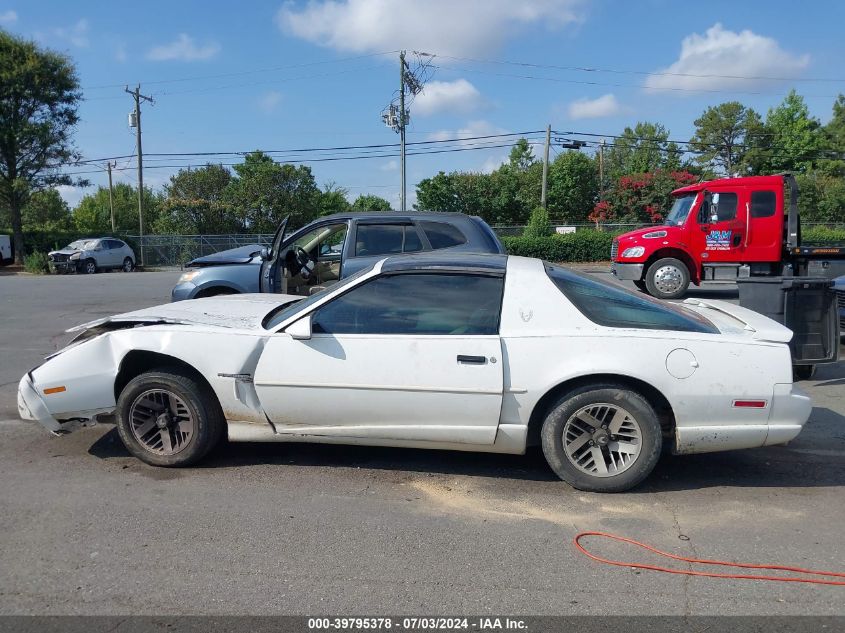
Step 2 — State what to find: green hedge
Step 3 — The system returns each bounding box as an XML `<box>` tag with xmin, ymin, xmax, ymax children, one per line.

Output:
<box><xmin>501</xmin><ymin>230</ymin><xmax>616</xmax><ymax>262</ymax></box>
<box><xmin>802</xmin><ymin>227</ymin><xmax>845</xmax><ymax>244</ymax></box>
<box><xmin>502</xmin><ymin>227</ymin><xmax>845</xmax><ymax>262</ymax></box>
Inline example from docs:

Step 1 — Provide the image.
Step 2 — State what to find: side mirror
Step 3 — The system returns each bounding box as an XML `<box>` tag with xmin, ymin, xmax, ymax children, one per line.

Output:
<box><xmin>285</xmin><ymin>315</ymin><xmax>312</xmax><ymax>340</ymax></box>
<box><xmin>260</xmin><ymin>247</ymin><xmax>270</xmax><ymax>261</ymax></box>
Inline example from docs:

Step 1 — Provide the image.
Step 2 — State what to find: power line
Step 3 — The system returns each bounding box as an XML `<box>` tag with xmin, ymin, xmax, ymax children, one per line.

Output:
<box><xmin>430</xmin><ymin>53</ymin><xmax>845</xmax><ymax>84</ymax></box>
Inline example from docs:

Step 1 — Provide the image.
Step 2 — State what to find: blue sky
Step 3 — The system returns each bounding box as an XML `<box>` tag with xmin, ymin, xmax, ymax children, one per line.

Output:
<box><xmin>3</xmin><ymin>0</ymin><xmax>844</xmax><ymax>209</ymax></box>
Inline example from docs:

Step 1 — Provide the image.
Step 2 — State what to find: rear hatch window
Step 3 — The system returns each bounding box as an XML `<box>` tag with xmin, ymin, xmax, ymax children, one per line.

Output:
<box><xmin>546</xmin><ymin>264</ymin><xmax>718</xmax><ymax>334</ymax></box>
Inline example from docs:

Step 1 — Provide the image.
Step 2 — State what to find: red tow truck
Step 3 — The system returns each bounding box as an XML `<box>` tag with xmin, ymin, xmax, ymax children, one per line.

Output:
<box><xmin>611</xmin><ymin>174</ymin><xmax>845</xmax><ymax>299</ymax></box>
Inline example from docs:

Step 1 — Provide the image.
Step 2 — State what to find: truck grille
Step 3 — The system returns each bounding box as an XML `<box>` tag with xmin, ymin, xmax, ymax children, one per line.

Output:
<box><xmin>610</xmin><ymin>239</ymin><xmax>619</xmax><ymax>260</ymax></box>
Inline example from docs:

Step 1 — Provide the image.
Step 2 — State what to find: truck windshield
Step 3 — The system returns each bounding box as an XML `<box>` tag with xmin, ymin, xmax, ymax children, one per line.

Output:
<box><xmin>665</xmin><ymin>194</ymin><xmax>697</xmax><ymax>226</ymax></box>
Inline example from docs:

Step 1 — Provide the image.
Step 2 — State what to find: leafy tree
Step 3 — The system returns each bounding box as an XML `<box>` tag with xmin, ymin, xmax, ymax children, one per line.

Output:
<box><xmin>508</xmin><ymin>138</ymin><xmax>536</xmax><ymax>171</ymax></box>
<box><xmin>817</xmin><ymin>94</ymin><xmax>845</xmax><ymax>177</ymax></box>
<box><xmin>605</xmin><ymin>122</ymin><xmax>682</xmax><ymax>180</ymax></box>
<box><xmin>73</xmin><ymin>183</ymin><xmax>161</xmax><ymax>234</ymax></box>
<box><xmin>318</xmin><ymin>182</ymin><xmax>350</xmax><ymax>216</ymax></box>
<box><xmin>22</xmin><ymin>188</ymin><xmax>73</xmax><ymax>230</ymax></box>
<box><xmin>759</xmin><ymin>90</ymin><xmax>822</xmax><ymax>173</ymax></box>
<box><xmin>546</xmin><ymin>151</ymin><xmax>598</xmax><ymax>223</ymax></box>
<box><xmin>523</xmin><ymin>206</ymin><xmax>552</xmax><ymax>238</ymax></box>
<box><xmin>225</xmin><ymin>151</ymin><xmax>320</xmax><ymax>232</ymax></box>
<box><xmin>795</xmin><ymin>172</ymin><xmax>845</xmax><ymax>222</ymax></box>
<box><xmin>689</xmin><ymin>102</ymin><xmax>765</xmax><ymax>175</ymax></box>
<box><xmin>594</xmin><ymin>170</ymin><xmax>698</xmax><ymax>225</ymax></box>
<box><xmin>164</xmin><ymin>163</ymin><xmax>231</xmax><ymax>202</ymax></box>
<box><xmin>0</xmin><ymin>30</ymin><xmax>84</xmax><ymax>262</ymax></box>
<box><xmin>351</xmin><ymin>194</ymin><xmax>392</xmax><ymax>211</ymax></box>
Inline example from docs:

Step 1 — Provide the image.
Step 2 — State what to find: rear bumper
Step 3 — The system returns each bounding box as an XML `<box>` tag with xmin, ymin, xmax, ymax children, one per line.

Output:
<box><xmin>611</xmin><ymin>262</ymin><xmax>644</xmax><ymax>281</ymax></box>
<box><xmin>674</xmin><ymin>383</ymin><xmax>812</xmax><ymax>454</ymax></box>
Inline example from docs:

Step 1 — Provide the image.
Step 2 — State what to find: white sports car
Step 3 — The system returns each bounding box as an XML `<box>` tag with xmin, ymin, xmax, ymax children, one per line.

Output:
<box><xmin>18</xmin><ymin>254</ymin><xmax>811</xmax><ymax>492</ymax></box>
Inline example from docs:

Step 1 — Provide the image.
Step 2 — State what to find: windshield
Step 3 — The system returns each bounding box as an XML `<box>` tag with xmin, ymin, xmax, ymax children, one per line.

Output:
<box><xmin>263</xmin><ymin>265</ymin><xmax>373</xmax><ymax>330</ymax></box>
<box><xmin>664</xmin><ymin>194</ymin><xmax>697</xmax><ymax>226</ymax></box>
<box><xmin>64</xmin><ymin>240</ymin><xmax>86</xmax><ymax>250</ymax></box>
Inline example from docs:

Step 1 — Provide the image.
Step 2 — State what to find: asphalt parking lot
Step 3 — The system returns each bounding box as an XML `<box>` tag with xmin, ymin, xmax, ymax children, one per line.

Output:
<box><xmin>1</xmin><ymin>269</ymin><xmax>844</xmax><ymax>616</ymax></box>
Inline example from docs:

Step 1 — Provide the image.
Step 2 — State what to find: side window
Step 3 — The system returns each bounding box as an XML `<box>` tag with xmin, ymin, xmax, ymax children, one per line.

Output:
<box><xmin>107</xmin><ymin>240</ymin><xmax>124</xmax><ymax>249</ymax></box>
<box><xmin>420</xmin><ymin>221</ymin><xmax>467</xmax><ymax>249</ymax></box>
<box><xmin>311</xmin><ymin>273</ymin><xmax>504</xmax><ymax>335</ymax></box>
<box><xmin>290</xmin><ymin>223</ymin><xmax>348</xmax><ymax>259</ymax></box>
<box><xmin>750</xmin><ymin>190</ymin><xmax>777</xmax><ymax>218</ymax></box>
<box><xmin>355</xmin><ymin>224</ymin><xmax>421</xmax><ymax>256</ymax></box>
<box><xmin>713</xmin><ymin>192</ymin><xmax>738</xmax><ymax>221</ymax></box>
<box><xmin>546</xmin><ymin>265</ymin><xmax>718</xmax><ymax>333</ymax></box>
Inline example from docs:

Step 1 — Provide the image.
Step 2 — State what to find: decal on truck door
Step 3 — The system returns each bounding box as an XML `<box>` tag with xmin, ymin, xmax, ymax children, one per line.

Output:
<box><xmin>705</xmin><ymin>230</ymin><xmax>732</xmax><ymax>251</ymax></box>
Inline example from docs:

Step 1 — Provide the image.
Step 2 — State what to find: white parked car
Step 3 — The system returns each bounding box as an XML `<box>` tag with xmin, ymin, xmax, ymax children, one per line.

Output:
<box><xmin>48</xmin><ymin>237</ymin><xmax>135</xmax><ymax>274</ymax></box>
<box><xmin>18</xmin><ymin>254</ymin><xmax>811</xmax><ymax>492</ymax></box>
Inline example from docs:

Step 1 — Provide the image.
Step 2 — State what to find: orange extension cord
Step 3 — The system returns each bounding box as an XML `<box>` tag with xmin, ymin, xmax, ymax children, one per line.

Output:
<box><xmin>574</xmin><ymin>531</ymin><xmax>845</xmax><ymax>586</ymax></box>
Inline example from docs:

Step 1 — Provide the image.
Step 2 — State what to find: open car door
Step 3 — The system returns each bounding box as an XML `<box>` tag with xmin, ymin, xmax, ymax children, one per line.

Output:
<box><xmin>259</xmin><ymin>215</ymin><xmax>289</xmax><ymax>293</ymax></box>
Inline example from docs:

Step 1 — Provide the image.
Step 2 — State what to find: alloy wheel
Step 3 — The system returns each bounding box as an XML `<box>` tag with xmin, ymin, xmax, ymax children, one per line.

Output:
<box><xmin>563</xmin><ymin>403</ymin><xmax>642</xmax><ymax>477</ymax></box>
<box><xmin>128</xmin><ymin>389</ymin><xmax>195</xmax><ymax>455</ymax></box>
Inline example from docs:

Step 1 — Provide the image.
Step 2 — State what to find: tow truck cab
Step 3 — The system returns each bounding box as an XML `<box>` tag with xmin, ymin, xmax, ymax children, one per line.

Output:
<box><xmin>611</xmin><ymin>174</ymin><xmax>845</xmax><ymax>299</ymax></box>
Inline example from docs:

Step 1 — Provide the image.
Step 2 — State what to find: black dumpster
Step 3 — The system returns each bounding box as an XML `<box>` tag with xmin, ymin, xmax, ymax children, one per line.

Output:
<box><xmin>736</xmin><ymin>277</ymin><xmax>840</xmax><ymax>373</ymax></box>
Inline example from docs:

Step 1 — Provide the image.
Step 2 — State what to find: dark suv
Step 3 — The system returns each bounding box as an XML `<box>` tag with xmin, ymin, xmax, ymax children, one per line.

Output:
<box><xmin>171</xmin><ymin>212</ymin><xmax>505</xmax><ymax>301</ymax></box>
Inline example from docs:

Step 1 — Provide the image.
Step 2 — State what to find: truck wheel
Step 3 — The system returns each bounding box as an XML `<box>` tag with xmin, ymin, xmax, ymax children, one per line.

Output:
<box><xmin>540</xmin><ymin>383</ymin><xmax>662</xmax><ymax>493</ymax></box>
<box><xmin>116</xmin><ymin>368</ymin><xmax>225</xmax><ymax>467</ymax></box>
<box><xmin>83</xmin><ymin>258</ymin><xmax>97</xmax><ymax>275</ymax></box>
<box><xmin>645</xmin><ymin>257</ymin><xmax>689</xmax><ymax>300</ymax></box>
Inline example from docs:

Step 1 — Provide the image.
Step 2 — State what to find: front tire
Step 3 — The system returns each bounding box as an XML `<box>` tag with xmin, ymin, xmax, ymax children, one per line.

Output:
<box><xmin>82</xmin><ymin>258</ymin><xmax>97</xmax><ymax>275</ymax></box>
<box><xmin>645</xmin><ymin>257</ymin><xmax>690</xmax><ymax>300</ymax></box>
<box><xmin>116</xmin><ymin>368</ymin><xmax>225</xmax><ymax>467</ymax></box>
<box><xmin>540</xmin><ymin>384</ymin><xmax>662</xmax><ymax>492</ymax></box>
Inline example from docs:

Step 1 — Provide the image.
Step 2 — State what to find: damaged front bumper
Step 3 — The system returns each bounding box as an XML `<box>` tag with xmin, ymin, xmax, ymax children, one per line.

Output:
<box><xmin>17</xmin><ymin>374</ymin><xmax>103</xmax><ymax>435</ymax></box>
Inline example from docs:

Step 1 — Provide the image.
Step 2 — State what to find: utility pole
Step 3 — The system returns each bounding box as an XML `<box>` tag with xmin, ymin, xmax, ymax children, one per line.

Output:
<box><xmin>540</xmin><ymin>124</ymin><xmax>551</xmax><ymax>209</ymax></box>
<box><xmin>125</xmin><ymin>84</ymin><xmax>154</xmax><ymax>266</ymax></box>
<box><xmin>599</xmin><ymin>138</ymin><xmax>606</xmax><ymax>200</ymax></box>
<box><xmin>106</xmin><ymin>161</ymin><xmax>116</xmax><ymax>233</ymax></box>
<box><xmin>399</xmin><ymin>50</ymin><xmax>406</xmax><ymax>212</ymax></box>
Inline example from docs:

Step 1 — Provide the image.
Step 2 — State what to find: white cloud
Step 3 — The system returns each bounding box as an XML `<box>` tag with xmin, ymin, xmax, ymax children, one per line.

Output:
<box><xmin>56</xmin><ymin>185</ymin><xmax>86</xmax><ymax>209</ymax></box>
<box><xmin>380</xmin><ymin>159</ymin><xmax>398</xmax><ymax>171</ymax></box>
<box><xmin>50</xmin><ymin>19</ymin><xmax>89</xmax><ymax>48</ymax></box>
<box><xmin>276</xmin><ymin>0</ymin><xmax>586</xmax><ymax>57</ymax></box>
<box><xmin>645</xmin><ymin>23</ymin><xmax>809</xmax><ymax>92</ymax></box>
<box><xmin>567</xmin><ymin>93</ymin><xmax>626</xmax><ymax>119</ymax></box>
<box><xmin>147</xmin><ymin>33</ymin><xmax>220</xmax><ymax>62</ymax></box>
<box><xmin>426</xmin><ymin>120</ymin><xmax>507</xmax><ymax>145</ymax></box>
<box><xmin>258</xmin><ymin>91</ymin><xmax>282</xmax><ymax>112</ymax></box>
<box><xmin>480</xmin><ymin>154</ymin><xmax>507</xmax><ymax>174</ymax></box>
<box><xmin>412</xmin><ymin>79</ymin><xmax>485</xmax><ymax>117</ymax></box>
<box><xmin>0</xmin><ymin>10</ymin><xmax>17</xmax><ymax>25</ymax></box>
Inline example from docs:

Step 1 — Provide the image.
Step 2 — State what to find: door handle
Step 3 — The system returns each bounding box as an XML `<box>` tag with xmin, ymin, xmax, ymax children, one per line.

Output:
<box><xmin>457</xmin><ymin>355</ymin><xmax>487</xmax><ymax>365</ymax></box>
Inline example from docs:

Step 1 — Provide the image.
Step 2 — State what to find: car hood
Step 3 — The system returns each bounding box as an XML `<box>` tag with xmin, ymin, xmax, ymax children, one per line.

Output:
<box><xmin>67</xmin><ymin>293</ymin><xmax>303</xmax><ymax>335</ymax></box>
<box><xmin>616</xmin><ymin>225</ymin><xmax>682</xmax><ymax>243</ymax></box>
<box><xmin>186</xmin><ymin>245</ymin><xmax>262</xmax><ymax>267</ymax></box>
<box><xmin>49</xmin><ymin>248</ymin><xmax>82</xmax><ymax>256</ymax></box>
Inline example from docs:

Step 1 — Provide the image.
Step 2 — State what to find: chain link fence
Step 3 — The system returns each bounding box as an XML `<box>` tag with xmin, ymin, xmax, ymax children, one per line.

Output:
<box><xmin>129</xmin><ymin>221</ymin><xmax>845</xmax><ymax>268</ymax></box>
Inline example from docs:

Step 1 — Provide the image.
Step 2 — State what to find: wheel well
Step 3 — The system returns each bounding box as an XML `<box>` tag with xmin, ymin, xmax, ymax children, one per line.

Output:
<box><xmin>525</xmin><ymin>374</ymin><xmax>676</xmax><ymax>446</ymax></box>
<box><xmin>643</xmin><ymin>248</ymin><xmax>698</xmax><ymax>283</ymax></box>
<box><xmin>113</xmin><ymin>350</ymin><xmax>213</xmax><ymax>402</ymax></box>
<box><xmin>195</xmin><ymin>286</ymin><xmax>239</xmax><ymax>298</ymax></box>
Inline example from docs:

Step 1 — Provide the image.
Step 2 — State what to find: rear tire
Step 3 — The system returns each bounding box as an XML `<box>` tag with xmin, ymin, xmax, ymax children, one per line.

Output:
<box><xmin>122</xmin><ymin>257</ymin><xmax>134</xmax><ymax>272</ymax></box>
<box><xmin>541</xmin><ymin>383</ymin><xmax>662</xmax><ymax>492</ymax></box>
<box><xmin>116</xmin><ymin>367</ymin><xmax>225</xmax><ymax>467</ymax></box>
<box><xmin>645</xmin><ymin>257</ymin><xmax>689</xmax><ymax>300</ymax></box>
<box><xmin>793</xmin><ymin>365</ymin><xmax>816</xmax><ymax>381</ymax></box>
